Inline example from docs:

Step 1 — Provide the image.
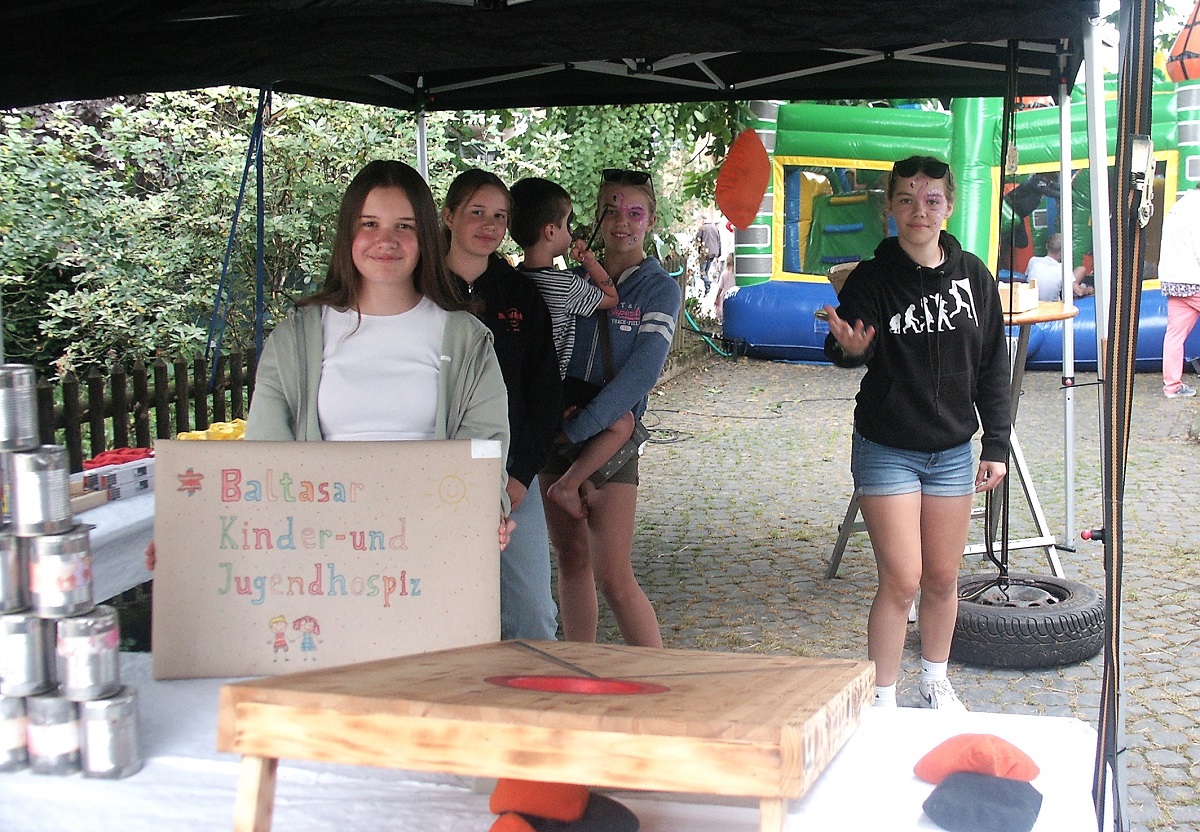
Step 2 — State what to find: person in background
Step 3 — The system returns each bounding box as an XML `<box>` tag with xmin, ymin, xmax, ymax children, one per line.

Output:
<box><xmin>541</xmin><ymin>168</ymin><xmax>681</xmax><ymax>648</ymax></box>
<box><xmin>823</xmin><ymin>155</ymin><xmax>1010</xmax><ymax>711</ymax></box>
<box><xmin>442</xmin><ymin>168</ymin><xmax>564</xmax><ymax>640</ymax></box>
<box><xmin>713</xmin><ymin>251</ymin><xmax>737</xmax><ymax>323</ymax></box>
<box><xmin>1018</xmin><ymin>232</ymin><xmax>1092</xmax><ymax>300</ymax></box>
<box><xmin>1159</xmin><ymin>182</ymin><xmax>1200</xmax><ymax>399</ymax></box>
<box><xmin>509</xmin><ymin>176</ymin><xmax>634</xmax><ymax>521</ymax></box>
<box><xmin>1022</xmin><ymin>232</ymin><xmax>1066</xmax><ymax>301</ymax></box>
<box><xmin>694</xmin><ymin>215</ymin><xmax>722</xmax><ymax>294</ymax></box>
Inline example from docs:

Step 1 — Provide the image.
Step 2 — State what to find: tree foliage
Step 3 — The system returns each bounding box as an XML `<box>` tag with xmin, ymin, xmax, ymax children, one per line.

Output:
<box><xmin>1</xmin><ymin>89</ymin><xmax>744</xmax><ymax>377</ymax></box>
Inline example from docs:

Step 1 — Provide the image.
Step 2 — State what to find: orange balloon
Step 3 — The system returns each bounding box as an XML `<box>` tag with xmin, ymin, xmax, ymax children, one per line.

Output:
<box><xmin>716</xmin><ymin>129</ymin><xmax>770</xmax><ymax>230</ymax></box>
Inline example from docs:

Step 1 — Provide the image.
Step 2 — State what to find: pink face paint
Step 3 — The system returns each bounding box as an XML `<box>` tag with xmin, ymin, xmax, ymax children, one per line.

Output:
<box><xmin>604</xmin><ymin>192</ymin><xmax>650</xmax><ymax>228</ymax></box>
<box><xmin>894</xmin><ymin>175</ymin><xmax>950</xmax><ymax>220</ymax></box>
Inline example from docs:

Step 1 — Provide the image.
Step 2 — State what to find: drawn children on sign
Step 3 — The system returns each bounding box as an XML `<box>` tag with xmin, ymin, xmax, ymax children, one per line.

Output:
<box><xmin>268</xmin><ymin>615</ymin><xmax>291</xmax><ymax>661</ymax></box>
<box><xmin>293</xmin><ymin>615</ymin><xmax>321</xmax><ymax>660</ymax></box>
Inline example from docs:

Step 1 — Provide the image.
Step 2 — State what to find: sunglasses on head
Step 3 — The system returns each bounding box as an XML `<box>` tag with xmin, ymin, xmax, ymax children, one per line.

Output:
<box><xmin>892</xmin><ymin>157</ymin><xmax>949</xmax><ymax>180</ymax></box>
<box><xmin>602</xmin><ymin>168</ymin><xmax>653</xmax><ymax>186</ymax></box>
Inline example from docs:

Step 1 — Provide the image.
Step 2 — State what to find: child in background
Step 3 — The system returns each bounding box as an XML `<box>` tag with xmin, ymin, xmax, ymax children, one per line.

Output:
<box><xmin>713</xmin><ymin>251</ymin><xmax>737</xmax><ymax>322</ymax></box>
<box><xmin>510</xmin><ymin>176</ymin><xmax>635</xmax><ymax>520</ymax></box>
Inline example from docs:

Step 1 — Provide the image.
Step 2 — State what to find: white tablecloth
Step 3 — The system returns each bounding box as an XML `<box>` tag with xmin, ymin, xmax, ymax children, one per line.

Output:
<box><xmin>0</xmin><ymin>653</ymin><xmax>1110</xmax><ymax>832</ymax></box>
<box><xmin>78</xmin><ymin>492</ymin><xmax>155</xmax><ymax>602</ymax></box>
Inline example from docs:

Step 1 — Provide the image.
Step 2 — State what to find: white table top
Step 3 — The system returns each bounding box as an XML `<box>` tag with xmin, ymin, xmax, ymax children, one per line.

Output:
<box><xmin>78</xmin><ymin>491</ymin><xmax>155</xmax><ymax>601</ymax></box>
<box><xmin>0</xmin><ymin>652</ymin><xmax>1109</xmax><ymax>832</ymax></box>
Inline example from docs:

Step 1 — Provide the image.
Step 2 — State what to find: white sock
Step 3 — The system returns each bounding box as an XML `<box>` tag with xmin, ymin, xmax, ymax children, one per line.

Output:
<box><xmin>874</xmin><ymin>683</ymin><xmax>897</xmax><ymax>707</ymax></box>
<box><xmin>921</xmin><ymin>658</ymin><xmax>948</xmax><ymax>683</ymax></box>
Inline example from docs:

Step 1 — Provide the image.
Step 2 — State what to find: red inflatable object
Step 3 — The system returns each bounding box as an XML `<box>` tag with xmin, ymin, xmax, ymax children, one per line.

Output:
<box><xmin>716</xmin><ymin>129</ymin><xmax>770</xmax><ymax>229</ymax></box>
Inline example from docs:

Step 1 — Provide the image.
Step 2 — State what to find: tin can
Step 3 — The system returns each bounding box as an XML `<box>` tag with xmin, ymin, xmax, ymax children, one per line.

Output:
<box><xmin>80</xmin><ymin>686</ymin><xmax>141</xmax><ymax>779</ymax></box>
<box><xmin>0</xmin><ymin>365</ymin><xmax>39</xmax><ymax>453</ymax></box>
<box><xmin>0</xmin><ymin>695</ymin><xmax>29</xmax><ymax>772</ymax></box>
<box><xmin>8</xmin><ymin>446</ymin><xmax>73</xmax><ymax>537</ymax></box>
<box><xmin>26</xmin><ymin>693</ymin><xmax>80</xmax><ymax>775</ymax></box>
<box><xmin>0</xmin><ymin>527</ymin><xmax>30</xmax><ymax>613</ymax></box>
<box><xmin>26</xmin><ymin>526</ymin><xmax>94</xmax><ymax>618</ymax></box>
<box><xmin>0</xmin><ymin>611</ymin><xmax>54</xmax><ymax>696</ymax></box>
<box><xmin>57</xmin><ymin>604</ymin><xmax>120</xmax><ymax>701</ymax></box>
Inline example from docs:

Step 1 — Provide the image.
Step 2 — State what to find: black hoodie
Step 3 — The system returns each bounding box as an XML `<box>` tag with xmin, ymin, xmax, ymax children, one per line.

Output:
<box><xmin>454</xmin><ymin>255</ymin><xmax>563</xmax><ymax>488</ymax></box>
<box><xmin>823</xmin><ymin>232</ymin><xmax>1011</xmax><ymax>463</ymax></box>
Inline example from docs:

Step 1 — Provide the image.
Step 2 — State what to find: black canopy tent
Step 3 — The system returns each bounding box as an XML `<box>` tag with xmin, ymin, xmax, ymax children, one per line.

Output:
<box><xmin>1</xmin><ymin>1</ymin><xmax>1089</xmax><ymax>109</ymax></box>
<box><xmin>2</xmin><ymin>3</ymin><xmax>1152</xmax><ymax>830</ymax></box>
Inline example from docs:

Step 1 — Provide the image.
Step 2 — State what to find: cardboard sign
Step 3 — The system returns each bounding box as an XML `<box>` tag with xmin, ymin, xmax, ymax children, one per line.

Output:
<box><xmin>151</xmin><ymin>439</ymin><xmax>502</xmax><ymax>679</ymax></box>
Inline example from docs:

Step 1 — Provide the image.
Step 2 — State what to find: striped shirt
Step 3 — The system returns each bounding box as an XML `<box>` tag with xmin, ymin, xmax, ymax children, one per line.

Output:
<box><xmin>519</xmin><ymin>265</ymin><xmax>606</xmax><ymax>377</ymax></box>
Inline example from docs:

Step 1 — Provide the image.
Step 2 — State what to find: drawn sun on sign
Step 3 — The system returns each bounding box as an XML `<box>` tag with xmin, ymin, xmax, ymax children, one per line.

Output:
<box><xmin>435</xmin><ymin>469</ymin><xmax>470</xmax><ymax>506</ymax></box>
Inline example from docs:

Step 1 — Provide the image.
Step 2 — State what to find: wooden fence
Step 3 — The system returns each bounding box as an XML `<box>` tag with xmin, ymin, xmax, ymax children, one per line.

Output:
<box><xmin>34</xmin><ymin>290</ymin><xmax>698</xmax><ymax>474</ymax></box>
<box><xmin>36</xmin><ymin>352</ymin><xmax>257</xmax><ymax>473</ymax></box>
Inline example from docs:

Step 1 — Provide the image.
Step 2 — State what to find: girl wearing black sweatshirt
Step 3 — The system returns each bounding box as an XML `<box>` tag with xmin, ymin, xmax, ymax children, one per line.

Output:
<box><xmin>443</xmin><ymin>169</ymin><xmax>563</xmax><ymax>642</ymax></box>
<box><xmin>823</xmin><ymin>156</ymin><xmax>1010</xmax><ymax>711</ymax></box>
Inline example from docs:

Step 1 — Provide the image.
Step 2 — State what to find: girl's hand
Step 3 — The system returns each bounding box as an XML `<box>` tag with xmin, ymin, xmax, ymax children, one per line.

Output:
<box><xmin>144</xmin><ymin>540</ymin><xmax>156</xmax><ymax>571</ymax></box>
<box><xmin>499</xmin><ymin>516</ymin><xmax>516</xmax><ymax>551</ymax></box>
<box><xmin>975</xmin><ymin>461</ymin><xmax>1008</xmax><ymax>493</ymax></box>
<box><xmin>506</xmin><ymin>477</ymin><xmax>527</xmax><ymax>512</ymax></box>
<box><xmin>823</xmin><ymin>304</ymin><xmax>875</xmax><ymax>358</ymax></box>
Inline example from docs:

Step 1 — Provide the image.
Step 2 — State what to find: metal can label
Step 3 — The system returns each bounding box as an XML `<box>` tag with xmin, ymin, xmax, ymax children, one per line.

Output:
<box><xmin>58</xmin><ymin>628</ymin><xmax>120</xmax><ymax>657</ymax></box>
<box><xmin>0</xmin><ymin>715</ymin><xmax>26</xmax><ymax>752</ymax></box>
<box><xmin>27</xmin><ymin>720</ymin><xmax>80</xmax><ymax>757</ymax></box>
<box><xmin>30</xmin><ymin>557</ymin><xmax>92</xmax><ymax>598</ymax></box>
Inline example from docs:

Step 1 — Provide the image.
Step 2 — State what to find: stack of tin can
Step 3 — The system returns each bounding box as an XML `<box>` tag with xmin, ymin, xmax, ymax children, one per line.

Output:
<box><xmin>0</xmin><ymin>364</ymin><xmax>141</xmax><ymax>779</ymax></box>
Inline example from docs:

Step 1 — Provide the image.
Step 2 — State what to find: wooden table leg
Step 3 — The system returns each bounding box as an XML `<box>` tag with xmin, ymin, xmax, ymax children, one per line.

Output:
<box><xmin>759</xmin><ymin>796</ymin><xmax>785</xmax><ymax>832</ymax></box>
<box><xmin>233</xmin><ymin>755</ymin><xmax>279</xmax><ymax>832</ymax></box>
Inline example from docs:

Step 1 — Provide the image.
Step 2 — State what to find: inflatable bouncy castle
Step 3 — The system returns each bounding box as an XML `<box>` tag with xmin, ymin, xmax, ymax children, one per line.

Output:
<box><xmin>723</xmin><ymin>80</ymin><xmax>1200</xmax><ymax>370</ymax></box>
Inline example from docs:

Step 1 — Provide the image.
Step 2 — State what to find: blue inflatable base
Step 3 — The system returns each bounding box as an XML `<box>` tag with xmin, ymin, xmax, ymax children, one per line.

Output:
<box><xmin>722</xmin><ymin>280</ymin><xmax>1200</xmax><ymax>371</ymax></box>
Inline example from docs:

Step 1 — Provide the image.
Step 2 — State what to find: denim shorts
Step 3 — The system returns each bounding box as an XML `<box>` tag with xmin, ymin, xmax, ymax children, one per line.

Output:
<box><xmin>850</xmin><ymin>432</ymin><xmax>975</xmax><ymax>497</ymax></box>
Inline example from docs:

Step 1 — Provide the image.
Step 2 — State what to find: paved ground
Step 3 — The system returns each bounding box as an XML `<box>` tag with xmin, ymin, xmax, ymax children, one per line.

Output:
<box><xmin>606</xmin><ymin>353</ymin><xmax>1199</xmax><ymax>832</ymax></box>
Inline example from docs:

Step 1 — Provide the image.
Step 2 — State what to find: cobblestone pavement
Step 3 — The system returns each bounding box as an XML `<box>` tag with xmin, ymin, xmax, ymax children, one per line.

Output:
<box><xmin>608</xmin><ymin>355</ymin><xmax>1199</xmax><ymax>832</ymax></box>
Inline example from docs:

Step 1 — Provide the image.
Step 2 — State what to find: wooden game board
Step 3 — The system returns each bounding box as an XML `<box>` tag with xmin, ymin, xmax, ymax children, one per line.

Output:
<box><xmin>217</xmin><ymin>640</ymin><xmax>874</xmax><ymax>832</ymax></box>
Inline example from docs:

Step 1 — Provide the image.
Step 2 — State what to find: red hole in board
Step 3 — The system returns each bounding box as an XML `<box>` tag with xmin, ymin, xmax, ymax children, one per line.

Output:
<box><xmin>485</xmin><ymin>675</ymin><xmax>669</xmax><ymax>695</ymax></box>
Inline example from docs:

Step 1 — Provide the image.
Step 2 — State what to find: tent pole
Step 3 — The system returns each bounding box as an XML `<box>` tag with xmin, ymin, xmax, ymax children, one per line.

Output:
<box><xmin>1058</xmin><ymin>52</ymin><xmax>1078</xmax><ymax>551</ymax></box>
<box><xmin>1085</xmin><ymin>18</ymin><xmax>1114</xmax><ymax>373</ymax></box>
<box><xmin>417</xmin><ymin>109</ymin><xmax>429</xmax><ymax>180</ymax></box>
<box><xmin>1093</xmin><ymin>0</ymin><xmax>1153</xmax><ymax>825</ymax></box>
<box><xmin>254</xmin><ymin>90</ymin><xmax>269</xmax><ymax>363</ymax></box>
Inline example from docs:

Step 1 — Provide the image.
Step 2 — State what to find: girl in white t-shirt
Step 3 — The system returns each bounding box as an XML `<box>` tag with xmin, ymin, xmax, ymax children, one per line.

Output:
<box><xmin>147</xmin><ymin>161</ymin><xmax>512</xmax><ymax>568</ymax></box>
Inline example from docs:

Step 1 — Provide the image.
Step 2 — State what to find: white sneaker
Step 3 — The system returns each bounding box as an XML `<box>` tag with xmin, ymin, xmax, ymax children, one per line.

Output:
<box><xmin>919</xmin><ymin>678</ymin><xmax>967</xmax><ymax>711</ymax></box>
<box><xmin>1164</xmin><ymin>383</ymin><xmax>1197</xmax><ymax>399</ymax></box>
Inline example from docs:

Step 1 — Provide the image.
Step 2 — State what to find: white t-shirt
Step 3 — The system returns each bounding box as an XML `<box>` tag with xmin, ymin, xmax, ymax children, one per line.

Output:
<box><xmin>316</xmin><ymin>298</ymin><xmax>448</xmax><ymax>441</ymax></box>
<box><xmin>1024</xmin><ymin>255</ymin><xmax>1064</xmax><ymax>301</ymax></box>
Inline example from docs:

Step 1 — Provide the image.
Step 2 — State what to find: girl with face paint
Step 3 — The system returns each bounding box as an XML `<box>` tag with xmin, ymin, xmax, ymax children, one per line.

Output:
<box><xmin>541</xmin><ymin>169</ymin><xmax>682</xmax><ymax>648</ymax></box>
<box><xmin>822</xmin><ymin>156</ymin><xmax>1012</xmax><ymax>711</ymax></box>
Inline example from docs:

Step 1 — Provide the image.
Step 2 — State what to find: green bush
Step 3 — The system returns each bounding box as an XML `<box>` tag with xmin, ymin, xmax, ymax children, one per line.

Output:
<box><xmin>1</xmin><ymin>90</ymin><xmax>743</xmax><ymax>377</ymax></box>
